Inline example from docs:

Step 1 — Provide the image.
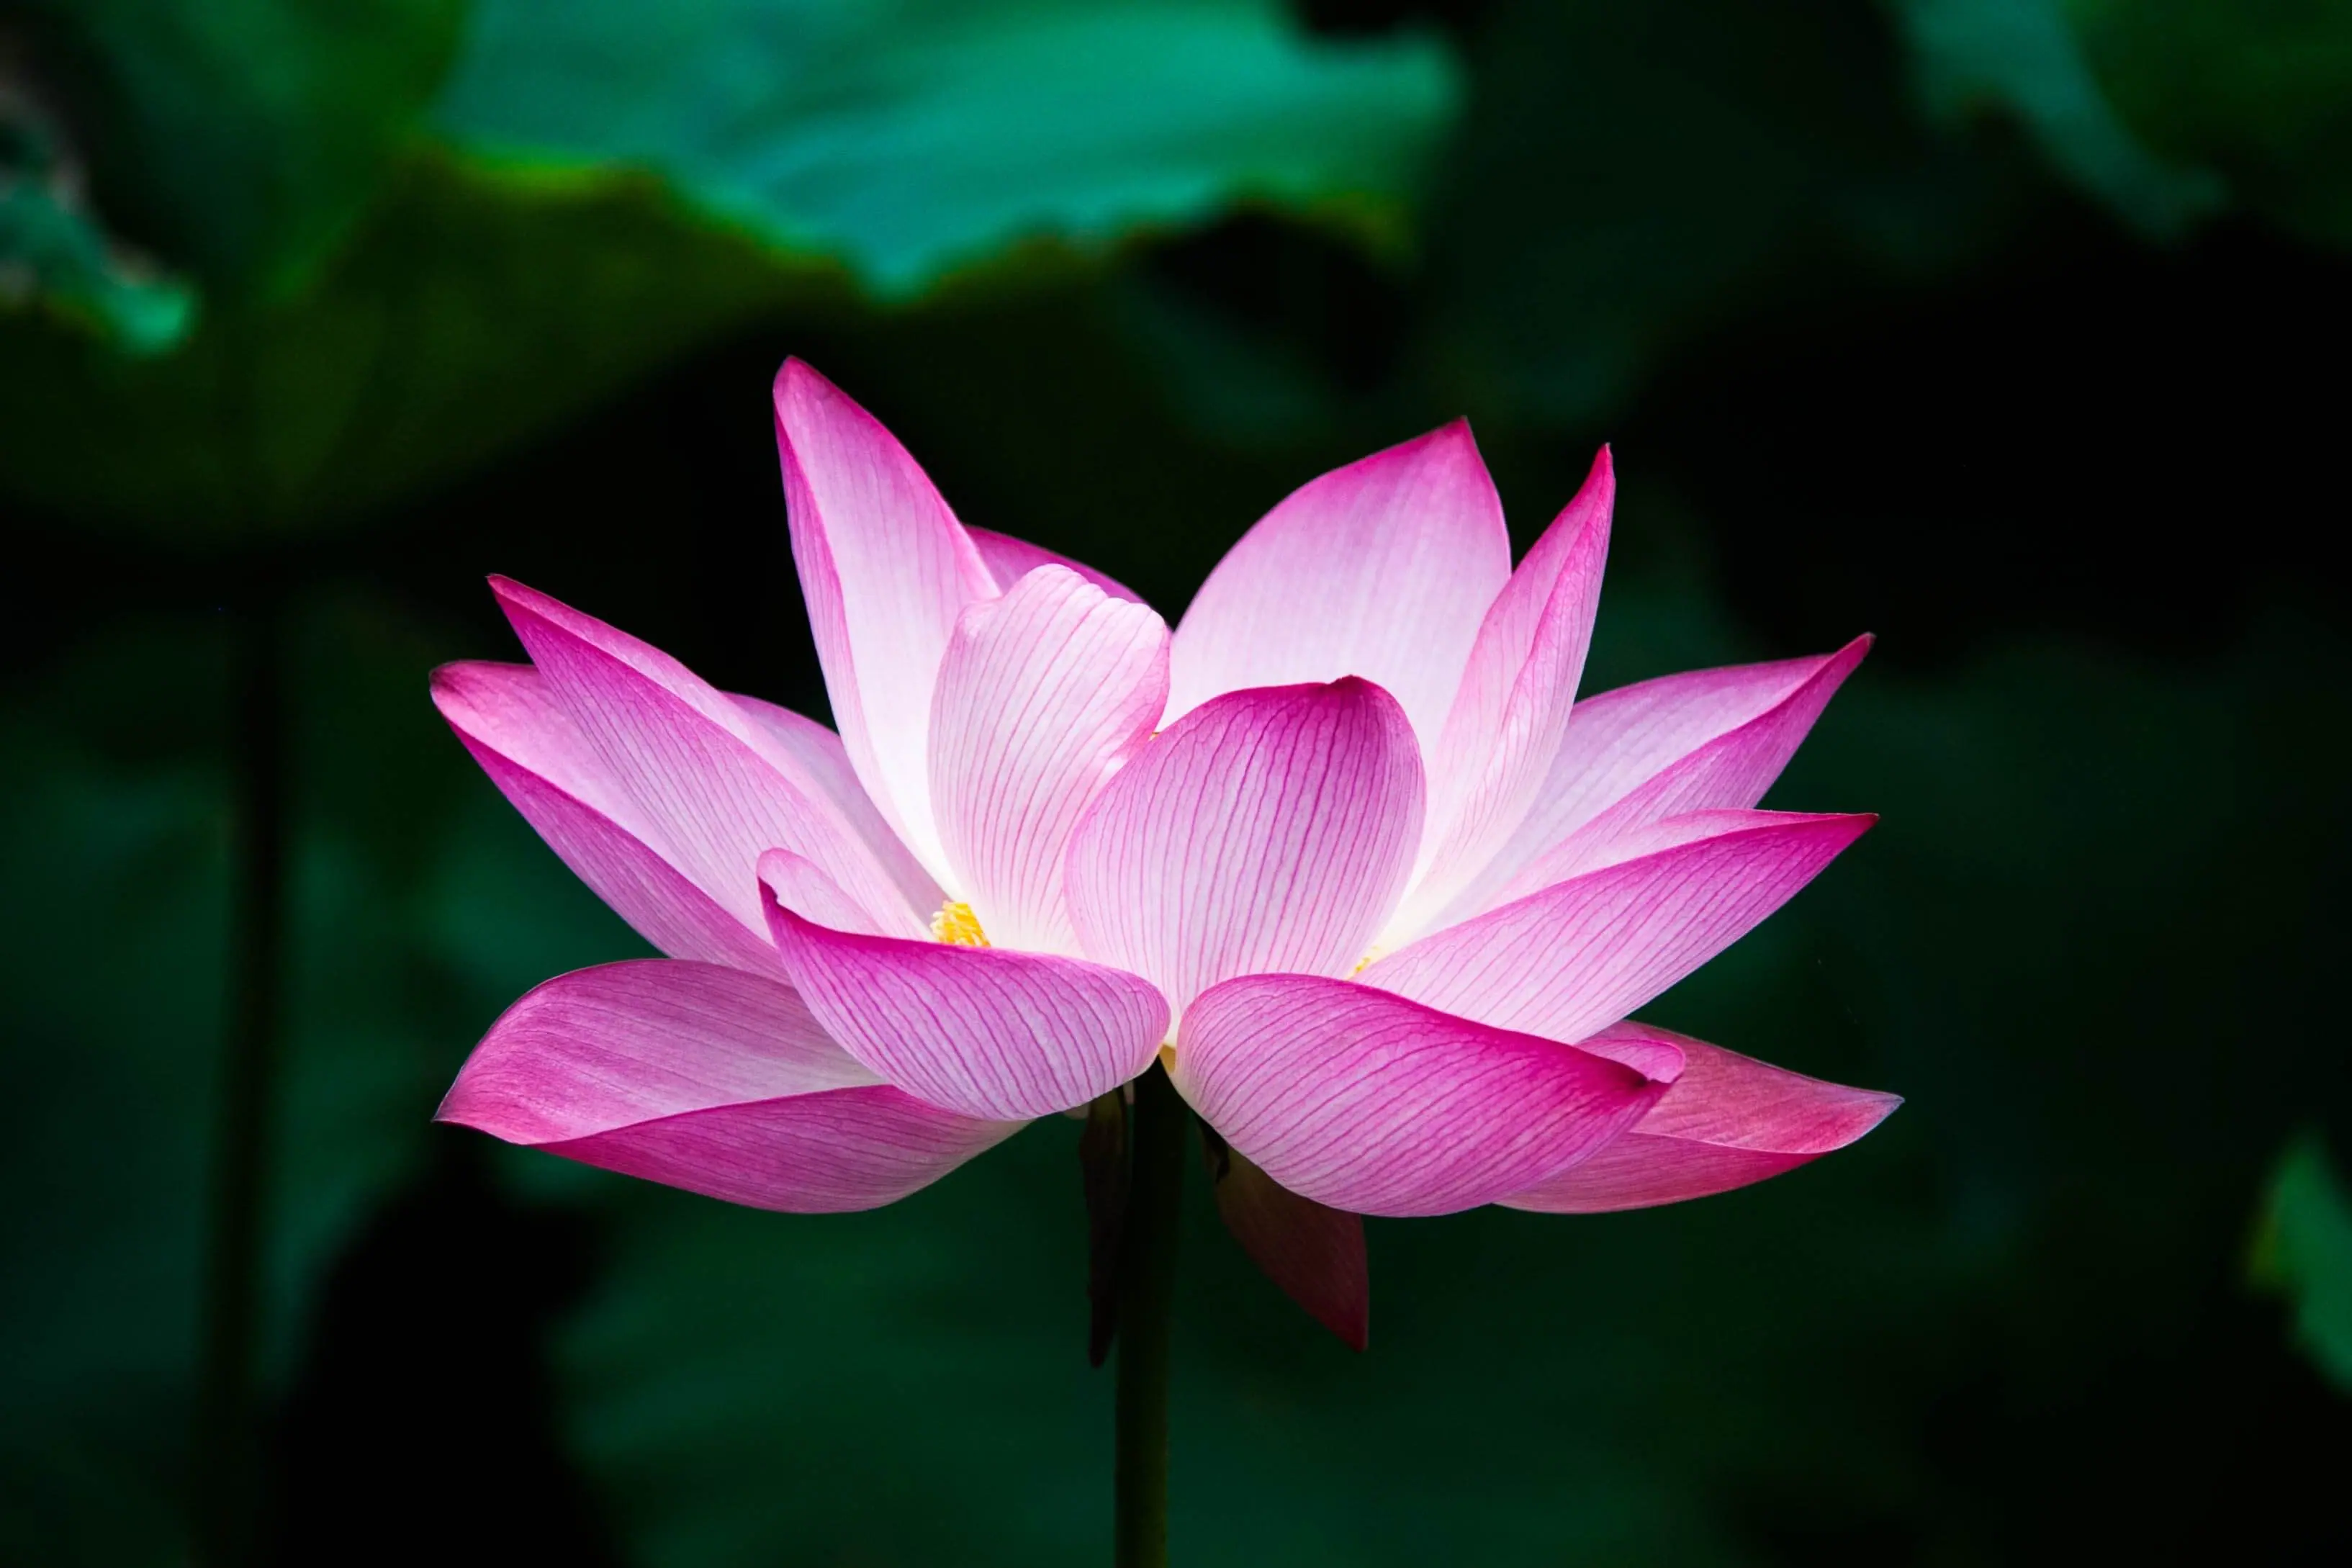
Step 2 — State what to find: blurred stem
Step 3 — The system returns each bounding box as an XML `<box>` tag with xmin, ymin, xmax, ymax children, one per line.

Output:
<box><xmin>1115</xmin><ymin>1064</ymin><xmax>1184</xmax><ymax>1568</ymax></box>
<box><xmin>192</xmin><ymin>582</ymin><xmax>289</xmax><ymax>1567</ymax></box>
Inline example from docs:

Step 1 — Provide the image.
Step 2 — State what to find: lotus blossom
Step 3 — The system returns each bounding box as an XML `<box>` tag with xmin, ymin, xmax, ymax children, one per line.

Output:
<box><xmin>434</xmin><ymin>359</ymin><xmax>1898</xmax><ymax>1345</ymax></box>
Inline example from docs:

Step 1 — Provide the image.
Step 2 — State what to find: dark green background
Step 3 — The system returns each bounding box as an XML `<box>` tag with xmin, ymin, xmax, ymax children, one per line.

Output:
<box><xmin>6</xmin><ymin>1</ymin><xmax>2349</xmax><ymax>1563</ymax></box>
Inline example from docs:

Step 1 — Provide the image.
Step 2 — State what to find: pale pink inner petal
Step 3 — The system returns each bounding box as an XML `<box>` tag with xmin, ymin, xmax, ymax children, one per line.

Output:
<box><xmin>966</xmin><ymin>526</ymin><xmax>1145</xmax><ymax>605</ymax></box>
<box><xmin>1393</xmin><ymin>449</ymin><xmax>1613</xmax><ymax>945</ymax></box>
<box><xmin>1172</xmin><ymin>974</ymin><xmax>1672</xmax><ymax>1217</ymax></box>
<box><xmin>1362</xmin><ymin>810</ymin><xmax>1875</xmax><ymax>1047</ymax></box>
<box><xmin>929</xmin><ymin>565</ymin><xmax>1169</xmax><ymax>951</ymax></box>
<box><xmin>1502</xmin><ymin>1019</ymin><xmax>1899</xmax><ymax>1212</ymax></box>
<box><xmin>438</xmin><ymin>960</ymin><xmax>1017</xmax><ymax>1213</ymax></box>
<box><xmin>773</xmin><ymin>359</ymin><xmax>999</xmax><ymax>879</ymax></box>
<box><xmin>1063</xmin><ymin>679</ymin><xmax>1425</xmax><ymax>1011</ymax></box>
<box><xmin>433</xmin><ymin>661</ymin><xmax>783</xmax><ymax>973</ymax></box>
<box><xmin>763</xmin><ymin>855</ymin><xmax>1170</xmax><ymax>1120</ymax></box>
<box><xmin>1443</xmin><ymin>638</ymin><xmax>1870</xmax><ymax>926</ymax></box>
<box><xmin>753</xmin><ymin>845</ymin><xmax>891</xmax><ymax>937</ymax></box>
<box><xmin>1166</xmin><ymin>422</ymin><xmax>1510</xmax><ymax>753</ymax></box>
<box><xmin>729</xmin><ymin>692</ymin><xmax>942</xmax><ymax>919</ymax></box>
<box><xmin>494</xmin><ymin>577</ymin><xmax>930</xmax><ymax>940</ymax></box>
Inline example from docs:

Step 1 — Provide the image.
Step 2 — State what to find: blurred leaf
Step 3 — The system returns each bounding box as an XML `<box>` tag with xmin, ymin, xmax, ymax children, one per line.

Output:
<box><xmin>435</xmin><ymin>0</ymin><xmax>1459</xmax><ymax>297</ymax></box>
<box><xmin>1431</xmin><ymin>0</ymin><xmax>2021</xmax><ymax>425</ymax></box>
<box><xmin>2068</xmin><ymin>0</ymin><xmax>2352</xmax><ymax>248</ymax></box>
<box><xmin>0</xmin><ymin>592</ymin><xmax>632</xmax><ymax>1562</ymax></box>
<box><xmin>18</xmin><ymin>0</ymin><xmax>467</xmax><ymax>292</ymax></box>
<box><xmin>0</xmin><ymin>150</ymin><xmax>821</xmax><ymax>532</ymax></box>
<box><xmin>0</xmin><ymin>87</ymin><xmax>194</xmax><ymax>352</ymax></box>
<box><xmin>1888</xmin><ymin>0</ymin><xmax>2223</xmax><ymax>235</ymax></box>
<box><xmin>1</xmin><ymin>0</ymin><xmax>1458</xmax><ymax>541</ymax></box>
<box><xmin>2250</xmin><ymin>1133</ymin><xmax>2352</xmax><ymax>1392</ymax></box>
<box><xmin>1888</xmin><ymin>0</ymin><xmax>2352</xmax><ymax>248</ymax></box>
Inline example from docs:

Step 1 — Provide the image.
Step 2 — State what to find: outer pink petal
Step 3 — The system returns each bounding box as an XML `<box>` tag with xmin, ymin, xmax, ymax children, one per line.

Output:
<box><xmin>929</xmin><ymin>565</ymin><xmax>1169</xmax><ymax>951</ymax></box>
<box><xmin>762</xmin><ymin>854</ymin><xmax>1169</xmax><ymax>1119</ymax></box>
<box><xmin>774</xmin><ymin>359</ymin><xmax>999</xmax><ymax>878</ymax></box>
<box><xmin>1063</xmin><ymin>679</ymin><xmax>1425</xmax><ymax>1011</ymax></box>
<box><xmin>1502</xmin><ymin>1019</ymin><xmax>1900</xmax><ymax>1212</ymax></box>
<box><xmin>432</xmin><ymin>661</ymin><xmax>783</xmax><ymax>973</ymax></box>
<box><xmin>1447</xmin><ymin>638</ymin><xmax>1870</xmax><ymax>924</ymax></box>
<box><xmin>1394</xmin><ymin>449</ymin><xmax>1613</xmax><ymax>944</ymax></box>
<box><xmin>493</xmin><ymin>577</ymin><xmax>932</xmax><ymax>940</ymax></box>
<box><xmin>1205</xmin><ymin>1140</ymin><xmax>1370</xmax><ymax>1350</ymax></box>
<box><xmin>967</xmin><ymin>526</ymin><xmax>1145</xmax><ymax>605</ymax></box>
<box><xmin>1172</xmin><ymin>975</ymin><xmax>1673</xmax><ymax>1217</ymax></box>
<box><xmin>438</xmin><ymin>960</ymin><xmax>1019</xmax><ymax>1212</ymax></box>
<box><xmin>1166</xmin><ymin>422</ymin><xmax>1510</xmax><ymax>752</ymax></box>
<box><xmin>1363</xmin><ymin>810</ymin><xmax>1875</xmax><ymax>1046</ymax></box>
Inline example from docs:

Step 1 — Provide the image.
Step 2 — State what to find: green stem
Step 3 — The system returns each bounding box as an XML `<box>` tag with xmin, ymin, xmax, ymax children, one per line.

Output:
<box><xmin>1114</xmin><ymin>1065</ymin><xmax>1185</xmax><ymax>1568</ymax></box>
<box><xmin>192</xmin><ymin>585</ymin><xmax>288</xmax><ymax>1566</ymax></box>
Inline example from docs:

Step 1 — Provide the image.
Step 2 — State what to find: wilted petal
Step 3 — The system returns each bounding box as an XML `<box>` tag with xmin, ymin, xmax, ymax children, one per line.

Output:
<box><xmin>493</xmin><ymin>576</ymin><xmax>932</xmax><ymax>940</ymax></box>
<box><xmin>1065</xmin><ymin>680</ymin><xmax>1424</xmax><ymax>1010</ymax></box>
<box><xmin>1364</xmin><ymin>810</ymin><xmax>1874</xmax><ymax>1046</ymax></box>
<box><xmin>1203</xmin><ymin>1132</ymin><xmax>1370</xmax><ymax>1350</ymax></box>
<box><xmin>1172</xmin><ymin>975</ymin><xmax>1672</xmax><ymax>1217</ymax></box>
<box><xmin>1503</xmin><ymin>1020</ymin><xmax>1900</xmax><ymax>1212</ymax></box>
<box><xmin>438</xmin><ymin>960</ymin><xmax>1019</xmax><ymax>1212</ymax></box>
<box><xmin>1394</xmin><ymin>449</ymin><xmax>1613</xmax><ymax>944</ymax></box>
<box><xmin>1166</xmin><ymin>422</ymin><xmax>1510</xmax><ymax>752</ymax></box>
<box><xmin>929</xmin><ymin>565</ymin><xmax>1169</xmax><ymax>950</ymax></box>
<box><xmin>967</xmin><ymin>526</ymin><xmax>1145</xmax><ymax>604</ymax></box>
<box><xmin>1448</xmin><ymin>638</ymin><xmax>1870</xmax><ymax>923</ymax></box>
<box><xmin>774</xmin><ymin>359</ymin><xmax>999</xmax><ymax>878</ymax></box>
<box><xmin>432</xmin><ymin>661</ymin><xmax>783</xmax><ymax>973</ymax></box>
<box><xmin>762</xmin><ymin>854</ymin><xmax>1168</xmax><ymax>1119</ymax></box>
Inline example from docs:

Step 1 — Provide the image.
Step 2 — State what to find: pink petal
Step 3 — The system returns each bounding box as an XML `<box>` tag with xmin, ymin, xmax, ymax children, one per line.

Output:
<box><xmin>1394</xmin><ymin>449</ymin><xmax>1613</xmax><ymax>943</ymax></box>
<box><xmin>492</xmin><ymin>577</ymin><xmax>933</xmax><ymax>940</ymax></box>
<box><xmin>1063</xmin><ymin>679</ymin><xmax>1425</xmax><ymax>1010</ymax></box>
<box><xmin>1503</xmin><ymin>1019</ymin><xmax>1900</xmax><ymax>1212</ymax></box>
<box><xmin>762</xmin><ymin>854</ymin><xmax>1169</xmax><ymax>1119</ymax></box>
<box><xmin>774</xmin><ymin>359</ymin><xmax>999</xmax><ymax>876</ymax></box>
<box><xmin>753</xmin><ymin>844</ymin><xmax>891</xmax><ymax>937</ymax></box>
<box><xmin>432</xmin><ymin>661</ymin><xmax>783</xmax><ymax>973</ymax></box>
<box><xmin>967</xmin><ymin>526</ymin><xmax>1145</xmax><ymax>604</ymax></box>
<box><xmin>729</xmin><ymin>692</ymin><xmax>941</xmax><ymax>916</ymax></box>
<box><xmin>1204</xmin><ymin>1137</ymin><xmax>1370</xmax><ymax>1350</ymax></box>
<box><xmin>1363</xmin><ymin>810</ymin><xmax>1875</xmax><ymax>1046</ymax></box>
<box><xmin>1172</xmin><ymin>974</ymin><xmax>1672</xmax><ymax>1217</ymax></box>
<box><xmin>929</xmin><ymin>565</ymin><xmax>1170</xmax><ymax>951</ymax></box>
<box><xmin>438</xmin><ymin>960</ymin><xmax>1019</xmax><ymax>1212</ymax></box>
<box><xmin>1166</xmin><ymin>422</ymin><xmax>1510</xmax><ymax>752</ymax></box>
<box><xmin>1449</xmin><ymin>638</ymin><xmax>1870</xmax><ymax>924</ymax></box>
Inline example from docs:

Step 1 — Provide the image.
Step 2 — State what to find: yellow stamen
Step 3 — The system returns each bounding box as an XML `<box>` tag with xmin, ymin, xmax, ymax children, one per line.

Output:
<box><xmin>1351</xmin><ymin>946</ymin><xmax>1385</xmax><ymax>976</ymax></box>
<box><xmin>930</xmin><ymin>900</ymin><xmax>991</xmax><ymax>947</ymax></box>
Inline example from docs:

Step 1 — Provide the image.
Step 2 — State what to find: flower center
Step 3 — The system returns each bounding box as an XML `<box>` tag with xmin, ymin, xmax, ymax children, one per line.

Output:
<box><xmin>931</xmin><ymin>900</ymin><xmax>991</xmax><ymax>947</ymax></box>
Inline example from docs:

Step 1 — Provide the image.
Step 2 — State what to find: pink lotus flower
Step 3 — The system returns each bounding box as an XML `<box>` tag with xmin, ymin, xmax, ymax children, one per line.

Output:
<box><xmin>434</xmin><ymin>359</ymin><xmax>1897</xmax><ymax>1345</ymax></box>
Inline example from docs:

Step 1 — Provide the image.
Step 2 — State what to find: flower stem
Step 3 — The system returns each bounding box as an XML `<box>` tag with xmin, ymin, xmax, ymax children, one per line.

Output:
<box><xmin>193</xmin><ymin>585</ymin><xmax>289</xmax><ymax>1566</ymax></box>
<box><xmin>1114</xmin><ymin>1063</ymin><xmax>1185</xmax><ymax>1568</ymax></box>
